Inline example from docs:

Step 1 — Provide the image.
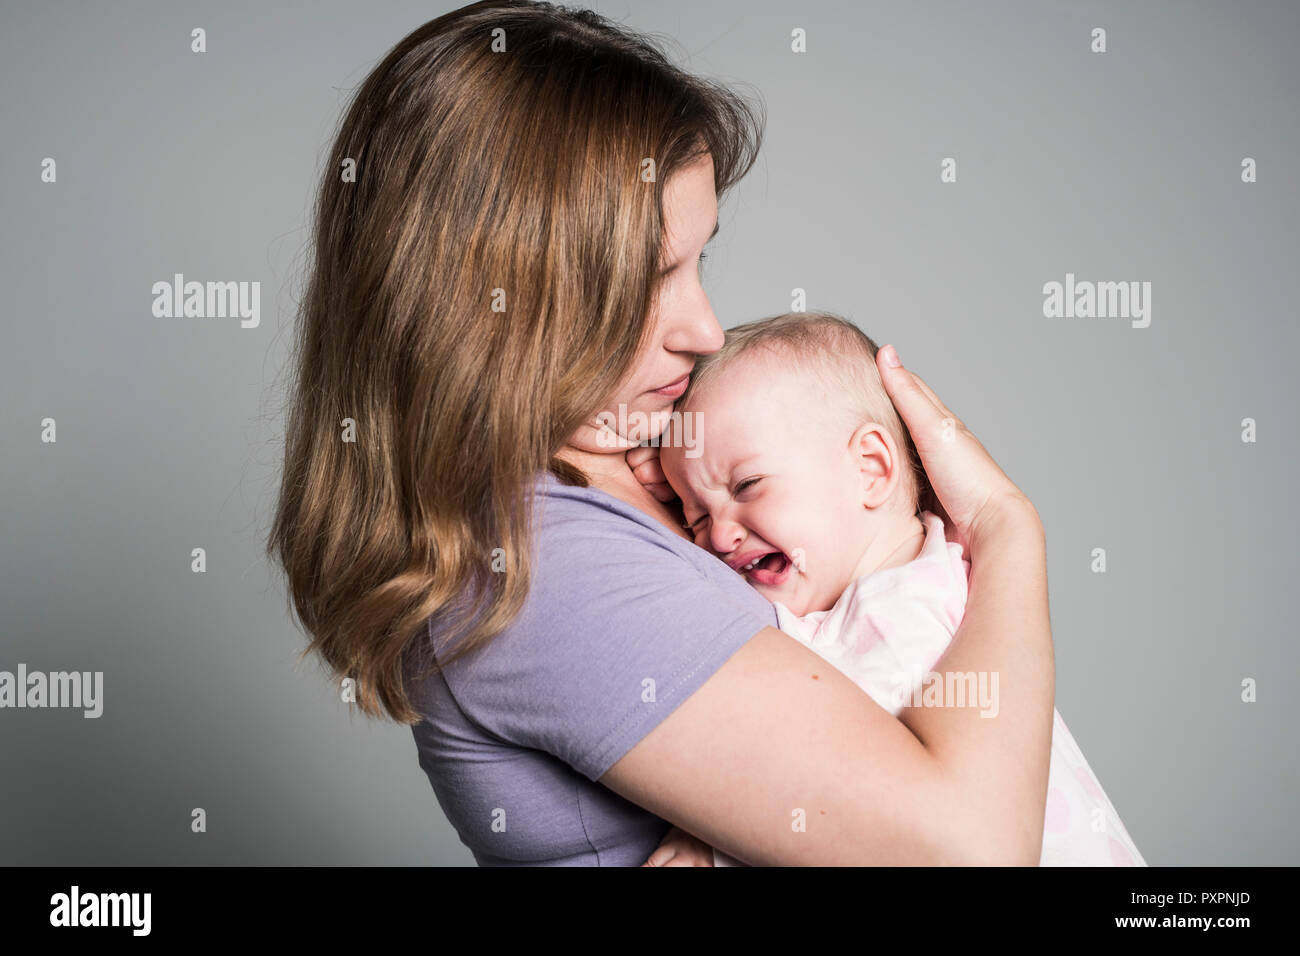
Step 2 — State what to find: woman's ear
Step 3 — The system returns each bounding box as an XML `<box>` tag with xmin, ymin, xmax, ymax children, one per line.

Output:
<box><xmin>848</xmin><ymin>421</ymin><xmax>900</xmax><ymax>509</ymax></box>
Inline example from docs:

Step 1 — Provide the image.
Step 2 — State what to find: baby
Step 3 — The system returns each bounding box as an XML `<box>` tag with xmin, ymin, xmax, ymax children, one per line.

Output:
<box><xmin>657</xmin><ymin>311</ymin><xmax>1145</xmax><ymax>867</ymax></box>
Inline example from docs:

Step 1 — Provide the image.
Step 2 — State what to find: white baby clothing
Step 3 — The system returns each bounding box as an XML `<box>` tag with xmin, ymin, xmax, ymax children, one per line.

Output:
<box><xmin>713</xmin><ymin>511</ymin><xmax>1145</xmax><ymax>867</ymax></box>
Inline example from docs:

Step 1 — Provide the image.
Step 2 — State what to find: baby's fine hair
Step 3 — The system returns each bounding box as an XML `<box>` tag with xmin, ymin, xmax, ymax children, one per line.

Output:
<box><xmin>678</xmin><ymin>311</ymin><xmax>927</xmax><ymax>515</ymax></box>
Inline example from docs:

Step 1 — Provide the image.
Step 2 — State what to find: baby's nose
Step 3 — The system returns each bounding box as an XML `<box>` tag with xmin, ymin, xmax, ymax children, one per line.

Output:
<box><xmin>709</xmin><ymin>518</ymin><xmax>745</xmax><ymax>555</ymax></box>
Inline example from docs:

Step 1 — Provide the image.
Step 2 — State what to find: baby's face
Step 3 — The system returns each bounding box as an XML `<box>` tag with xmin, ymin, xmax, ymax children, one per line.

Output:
<box><xmin>660</xmin><ymin>353</ymin><xmax>874</xmax><ymax>615</ymax></box>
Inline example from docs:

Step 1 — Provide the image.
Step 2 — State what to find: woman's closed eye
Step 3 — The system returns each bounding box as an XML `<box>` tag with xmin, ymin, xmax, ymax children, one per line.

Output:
<box><xmin>733</xmin><ymin>477</ymin><xmax>762</xmax><ymax>495</ymax></box>
<box><xmin>659</xmin><ymin>250</ymin><xmax>710</xmax><ymax>279</ymax></box>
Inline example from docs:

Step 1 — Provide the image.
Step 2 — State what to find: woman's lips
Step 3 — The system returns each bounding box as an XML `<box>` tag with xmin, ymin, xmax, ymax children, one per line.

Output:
<box><xmin>651</xmin><ymin>372</ymin><xmax>690</xmax><ymax>399</ymax></box>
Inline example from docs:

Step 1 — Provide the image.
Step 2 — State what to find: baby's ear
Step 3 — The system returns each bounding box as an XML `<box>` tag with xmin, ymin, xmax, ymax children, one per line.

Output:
<box><xmin>849</xmin><ymin>421</ymin><xmax>901</xmax><ymax>509</ymax></box>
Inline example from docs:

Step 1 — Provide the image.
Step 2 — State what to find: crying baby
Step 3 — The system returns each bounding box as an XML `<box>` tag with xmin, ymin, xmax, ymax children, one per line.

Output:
<box><xmin>658</xmin><ymin>311</ymin><xmax>1145</xmax><ymax>867</ymax></box>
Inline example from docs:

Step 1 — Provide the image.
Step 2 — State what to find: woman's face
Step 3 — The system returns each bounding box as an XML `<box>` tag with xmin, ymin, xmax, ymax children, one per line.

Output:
<box><xmin>569</xmin><ymin>152</ymin><xmax>725</xmax><ymax>454</ymax></box>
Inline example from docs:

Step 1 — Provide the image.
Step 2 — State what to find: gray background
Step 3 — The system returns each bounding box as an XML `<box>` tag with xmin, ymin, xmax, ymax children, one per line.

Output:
<box><xmin>2</xmin><ymin>0</ymin><xmax>1295</xmax><ymax>865</ymax></box>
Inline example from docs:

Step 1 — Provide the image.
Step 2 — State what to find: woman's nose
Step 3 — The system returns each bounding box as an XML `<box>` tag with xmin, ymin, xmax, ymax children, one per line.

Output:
<box><xmin>664</xmin><ymin>286</ymin><xmax>724</xmax><ymax>355</ymax></box>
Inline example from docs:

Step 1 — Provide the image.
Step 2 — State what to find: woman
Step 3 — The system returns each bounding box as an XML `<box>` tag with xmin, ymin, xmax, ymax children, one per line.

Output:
<box><xmin>267</xmin><ymin>0</ymin><xmax>1054</xmax><ymax>866</ymax></box>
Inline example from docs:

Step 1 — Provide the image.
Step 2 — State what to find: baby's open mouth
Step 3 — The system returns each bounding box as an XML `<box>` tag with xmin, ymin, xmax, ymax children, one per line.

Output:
<box><xmin>734</xmin><ymin>550</ymin><xmax>792</xmax><ymax>588</ymax></box>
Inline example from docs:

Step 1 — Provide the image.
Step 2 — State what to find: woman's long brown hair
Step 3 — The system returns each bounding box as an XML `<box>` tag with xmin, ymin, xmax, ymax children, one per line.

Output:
<box><xmin>266</xmin><ymin>1</ymin><xmax>763</xmax><ymax>723</ymax></box>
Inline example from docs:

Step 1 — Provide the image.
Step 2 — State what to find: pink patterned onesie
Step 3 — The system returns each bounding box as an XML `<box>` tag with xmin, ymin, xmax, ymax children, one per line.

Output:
<box><xmin>714</xmin><ymin>510</ymin><xmax>1146</xmax><ymax>867</ymax></box>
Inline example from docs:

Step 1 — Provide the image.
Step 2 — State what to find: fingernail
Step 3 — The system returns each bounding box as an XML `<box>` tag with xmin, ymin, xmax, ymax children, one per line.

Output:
<box><xmin>882</xmin><ymin>345</ymin><xmax>902</xmax><ymax>368</ymax></box>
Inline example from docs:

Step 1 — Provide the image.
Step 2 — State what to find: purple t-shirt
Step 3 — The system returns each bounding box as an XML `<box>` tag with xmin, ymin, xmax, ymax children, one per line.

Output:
<box><xmin>407</xmin><ymin>470</ymin><xmax>777</xmax><ymax>865</ymax></box>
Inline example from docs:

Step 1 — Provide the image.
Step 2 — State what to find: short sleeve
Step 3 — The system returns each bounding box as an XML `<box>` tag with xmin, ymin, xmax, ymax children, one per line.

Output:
<box><xmin>433</xmin><ymin>484</ymin><xmax>775</xmax><ymax>781</ymax></box>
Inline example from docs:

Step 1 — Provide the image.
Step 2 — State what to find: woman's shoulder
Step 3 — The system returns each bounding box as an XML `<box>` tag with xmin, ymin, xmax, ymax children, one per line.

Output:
<box><xmin>529</xmin><ymin>471</ymin><xmax>683</xmax><ymax>547</ymax></box>
<box><xmin>502</xmin><ymin>469</ymin><xmax>769</xmax><ymax>629</ymax></box>
<box><xmin>525</xmin><ymin>470</ymin><xmax>773</xmax><ymax>612</ymax></box>
<box><xmin>416</xmin><ymin>469</ymin><xmax>775</xmax><ymax>780</ymax></box>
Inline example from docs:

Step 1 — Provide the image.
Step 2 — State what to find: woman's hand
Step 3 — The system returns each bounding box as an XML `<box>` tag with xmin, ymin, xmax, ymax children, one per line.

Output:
<box><xmin>875</xmin><ymin>344</ymin><xmax>1041</xmax><ymax>553</ymax></box>
<box><xmin>642</xmin><ymin>825</ymin><xmax>717</xmax><ymax>867</ymax></box>
<box><xmin>626</xmin><ymin>444</ymin><xmax>677</xmax><ymax>504</ymax></box>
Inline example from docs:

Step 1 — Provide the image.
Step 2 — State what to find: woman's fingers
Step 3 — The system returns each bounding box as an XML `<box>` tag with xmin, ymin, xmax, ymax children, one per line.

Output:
<box><xmin>875</xmin><ymin>343</ymin><xmax>1030</xmax><ymax>548</ymax></box>
<box><xmin>878</xmin><ymin>348</ymin><xmax>963</xmax><ymax>431</ymax></box>
<box><xmin>876</xmin><ymin>345</ymin><xmax>945</xmax><ymax>440</ymax></box>
<box><xmin>907</xmin><ymin>369</ymin><xmax>961</xmax><ymax>429</ymax></box>
<box><xmin>643</xmin><ymin>844</ymin><xmax>709</xmax><ymax>866</ymax></box>
<box><xmin>642</xmin><ymin>844</ymin><xmax>677</xmax><ymax>866</ymax></box>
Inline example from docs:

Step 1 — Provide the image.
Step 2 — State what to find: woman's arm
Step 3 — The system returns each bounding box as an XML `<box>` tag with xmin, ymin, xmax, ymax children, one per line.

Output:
<box><xmin>601</xmin><ymin>347</ymin><xmax>1053</xmax><ymax>865</ymax></box>
<box><xmin>897</xmin><ymin>497</ymin><xmax>1051</xmax><ymax>863</ymax></box>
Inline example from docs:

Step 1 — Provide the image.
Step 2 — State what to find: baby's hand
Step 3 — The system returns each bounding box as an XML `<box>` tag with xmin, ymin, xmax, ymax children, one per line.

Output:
<box><xmin>626</xmin><ymin>444</ymin><xmax>677</xmax><ymax>504</ymax></box>
<box><xmin>642</xmin><ymin>825</ymin><xmax>716</xmax><ymax>867</ymax></box>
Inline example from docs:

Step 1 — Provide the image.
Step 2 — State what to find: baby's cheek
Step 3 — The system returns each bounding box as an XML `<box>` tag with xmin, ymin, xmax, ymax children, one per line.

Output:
<box><xmin>658</xmin><ymin>457</ymin><xmax>700</xmax><ymax>507</ymax></box>
<box><xmin>776</xmin><ymin>559</ymin><xmax>831</xmax><ymax>617</ymax></box>
<box><xmin>657</xmin><ymin>447</ymin><xmax>684</xmax><ymax>485</ymax></box>
<box><xmin>804</xmin><ymin>513</ymin><xmax>854</xmax><ymax>583</ymax></box>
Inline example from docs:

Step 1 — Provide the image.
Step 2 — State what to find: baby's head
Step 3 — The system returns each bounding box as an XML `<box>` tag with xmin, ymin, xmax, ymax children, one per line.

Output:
<box><xmin>660</xmin><ymin>312</ymin><xmax>925</xmax><ymax>615</ymax></box>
